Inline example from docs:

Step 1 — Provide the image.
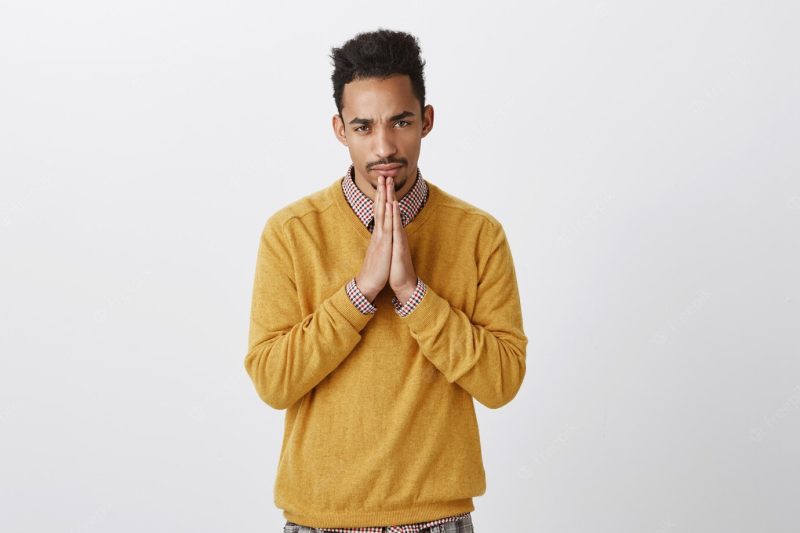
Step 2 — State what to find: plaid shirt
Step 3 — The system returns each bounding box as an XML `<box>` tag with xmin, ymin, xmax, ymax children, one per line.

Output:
<box><xmin>312</xmin><ymin>511</ymin><xmax>471</xmax><ymax>533</ymax></box>
<box><xmin>332</xmin><ymin>164</ymin><xmax>469</xmax><ymax>532</ymax></box>
<box><xmin>342</xmin><ymin>164</ymin><xmax>428</xmax><ymax>318</ymax></box>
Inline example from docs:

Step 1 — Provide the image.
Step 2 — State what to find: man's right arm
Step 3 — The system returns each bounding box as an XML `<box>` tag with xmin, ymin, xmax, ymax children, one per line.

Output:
<box><xmin>244</xmin><ymin>215</ymin><xmax>376</xmax><ymax>410</ymax></box>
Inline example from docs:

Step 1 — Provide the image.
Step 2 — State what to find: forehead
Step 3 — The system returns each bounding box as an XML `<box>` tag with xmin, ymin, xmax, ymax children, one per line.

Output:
<box><xmin>341</xmin><ymin>74</ymin><xmax>418</xmax><ymax>118</ymax></box>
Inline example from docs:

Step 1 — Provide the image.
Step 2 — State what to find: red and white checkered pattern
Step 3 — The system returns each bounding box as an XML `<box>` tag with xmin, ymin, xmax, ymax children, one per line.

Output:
<box><xmin>313</xmin><ymin>511</ymin><xmax>471</xmax><ymax>532</ymax></box>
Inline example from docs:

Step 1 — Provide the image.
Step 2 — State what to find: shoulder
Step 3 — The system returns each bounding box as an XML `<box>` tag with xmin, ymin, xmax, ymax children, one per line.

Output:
<box><xmin>261</xmin><ymin>179</ymin><xmax>339</xmax><ymax>236</ymax></box>
<box><xmin>428</xmin><ymin>182</ymin><xmax>506</xmax><ymax>242</ymax></box>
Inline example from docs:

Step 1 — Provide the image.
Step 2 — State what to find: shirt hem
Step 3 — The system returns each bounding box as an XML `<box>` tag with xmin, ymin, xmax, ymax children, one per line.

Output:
<box><xmin>282</xmin><ymin>498</ymin><xmax>475</xmax><ymax>529</ymax></box>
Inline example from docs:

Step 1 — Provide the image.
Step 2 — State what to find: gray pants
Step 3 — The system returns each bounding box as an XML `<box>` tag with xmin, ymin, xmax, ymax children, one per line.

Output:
<box><xmin>283</xmin><ymin>512</ymin><xmax>475</xmax><ymax>532</ymax></box>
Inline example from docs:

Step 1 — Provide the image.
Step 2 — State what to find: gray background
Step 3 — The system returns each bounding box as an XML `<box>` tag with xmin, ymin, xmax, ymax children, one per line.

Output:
<box><xmin>1</xmin><ymin>1</ymin><xmax>798</xmax><ymax>532</ymax></box>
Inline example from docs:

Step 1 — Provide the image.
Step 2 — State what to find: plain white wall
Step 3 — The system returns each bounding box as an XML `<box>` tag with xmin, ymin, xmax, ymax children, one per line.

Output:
<box><xmin>1</xmin><ymin>1</ymin><xmax>798</xmax><ymax>532</ymax></box>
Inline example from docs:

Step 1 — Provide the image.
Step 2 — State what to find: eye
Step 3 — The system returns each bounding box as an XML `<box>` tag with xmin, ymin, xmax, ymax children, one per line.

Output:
<box><xmin>395</xmin><ymin>120</ymin><xmax>411</xmax><ymax>127</ymax></box>
<box><xmin>354</xmin><ymin>125</ymin><xmax>368</xmax><ymax>132</ymax></box>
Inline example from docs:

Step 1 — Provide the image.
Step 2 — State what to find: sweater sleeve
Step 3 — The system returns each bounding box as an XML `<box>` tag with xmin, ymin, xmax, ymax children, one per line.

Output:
<box><xmin>399</xmin><ymin>223</ymin><xmax>527</xmax><ymax>409</ymax></box>
<box><xmin>244</xmin><ymin>216</ymin><xmax>376</xmax><ymax>410</ymax></box>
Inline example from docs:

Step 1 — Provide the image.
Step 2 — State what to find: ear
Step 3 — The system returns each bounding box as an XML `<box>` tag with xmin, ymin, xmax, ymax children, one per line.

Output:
<box><xmin>421</xmin><ymin>104</ymin><xmax>434</xmax><ymax>138</ymax></box>
<box><xmin>332</xmin><ymin>114</ymin><xmax>348</xmax><ymax>146</ymax></box>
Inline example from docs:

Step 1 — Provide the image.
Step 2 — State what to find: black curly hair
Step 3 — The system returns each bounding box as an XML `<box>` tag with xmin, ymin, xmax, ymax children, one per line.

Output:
<box><xmin>329</xmin><ymin>28</ymin><xmax>427</xmax><ymax>118</ymax></box>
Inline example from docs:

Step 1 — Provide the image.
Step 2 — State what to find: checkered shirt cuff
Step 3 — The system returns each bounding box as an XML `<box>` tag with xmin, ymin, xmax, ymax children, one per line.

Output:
<box><xmin>391</xmin><ymin>277</ymin><xmax>427</xmax><ymax>317</ymax></box>
<box><xmin>345</xmin><ymin>277</ymin><xmax>377</xmax><ymax>315</ymax></box>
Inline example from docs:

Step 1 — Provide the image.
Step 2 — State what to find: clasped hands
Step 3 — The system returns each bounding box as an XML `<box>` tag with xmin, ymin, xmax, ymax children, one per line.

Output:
<box><xmin>355</xmin><ymin>174</ymin><xmax>418</xmax><ymax>305</ymax></box>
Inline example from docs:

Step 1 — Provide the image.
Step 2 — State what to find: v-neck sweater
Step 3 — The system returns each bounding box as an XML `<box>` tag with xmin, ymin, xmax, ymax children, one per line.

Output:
<box><xmin>245</xmin><ymin>175</ymin><xmax>528</xmax><ymax>529</ymax></box>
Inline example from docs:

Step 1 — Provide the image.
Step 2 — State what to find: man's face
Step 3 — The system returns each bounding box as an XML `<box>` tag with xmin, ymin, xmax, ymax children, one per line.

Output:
<box><xmin>333</xmin><ymin>74</ymin><xmax>434</xmax><ymax>200</ymax></box>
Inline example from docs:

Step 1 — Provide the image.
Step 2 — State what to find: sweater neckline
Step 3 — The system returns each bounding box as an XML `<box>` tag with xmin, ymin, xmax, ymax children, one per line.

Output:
<box><xmin>330</xmin><ymin>173</ymin><xmax>442</xmax><ymax>243</ymax></box>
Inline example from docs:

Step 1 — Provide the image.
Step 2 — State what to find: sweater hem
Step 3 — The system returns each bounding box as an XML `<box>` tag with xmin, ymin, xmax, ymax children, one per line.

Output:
<box><xmin>282</xmin><ymin>498</ymin><xmax>475</xmax><ymax>529</ymax></box>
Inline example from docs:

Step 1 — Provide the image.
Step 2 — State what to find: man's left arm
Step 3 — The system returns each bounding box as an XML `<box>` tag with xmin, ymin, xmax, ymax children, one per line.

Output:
<box><xmin>398</xmin><ymin>223</ymin><xmax>527</xmax><ymax>409</ymax></box>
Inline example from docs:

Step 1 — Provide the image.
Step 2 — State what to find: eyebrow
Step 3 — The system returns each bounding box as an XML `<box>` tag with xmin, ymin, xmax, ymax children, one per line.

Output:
<box><xmin>348</xmin><ymin>110</ymin><xmax>415</xmax><ymax>126</ymax></box>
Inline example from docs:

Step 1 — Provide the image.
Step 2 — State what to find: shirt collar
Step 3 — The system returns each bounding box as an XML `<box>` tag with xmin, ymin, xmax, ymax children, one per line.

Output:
<box><xmin>341</xmin><ymin>163</ymin><xmax>429</xmax><ymax>231</ymax></box>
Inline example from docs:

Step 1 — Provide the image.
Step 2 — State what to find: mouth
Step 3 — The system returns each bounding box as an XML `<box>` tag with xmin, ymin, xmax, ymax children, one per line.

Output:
<box><xmin>370</xmin><ymin>164</ymin><xmax>403</xmax><ymax>177</ymax></box>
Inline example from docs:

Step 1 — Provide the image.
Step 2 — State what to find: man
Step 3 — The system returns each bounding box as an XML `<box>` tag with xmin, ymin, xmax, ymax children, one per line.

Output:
<box><xmin>245</xmin><ymin>28</ymin><xmax>527</xmax><ymax>533</ymax></box>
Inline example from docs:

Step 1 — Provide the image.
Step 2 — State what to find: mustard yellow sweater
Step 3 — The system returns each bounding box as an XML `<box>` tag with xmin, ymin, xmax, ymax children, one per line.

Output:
<box><xmin>244</xmin><ymin>175</ymin><xmax>528</xmax><ymax>528</ymax></box>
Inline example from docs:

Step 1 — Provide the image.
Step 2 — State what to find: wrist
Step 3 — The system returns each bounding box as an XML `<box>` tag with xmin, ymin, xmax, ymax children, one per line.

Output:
<box><xmin>393</xmin><ymin>277</ymin><xmax>418</xmax><ymax>304</ymax></box>
<box><xmin>355</xmin><ymin>275</ymin><xmax>379</xmax><ymax>302</ymax></box>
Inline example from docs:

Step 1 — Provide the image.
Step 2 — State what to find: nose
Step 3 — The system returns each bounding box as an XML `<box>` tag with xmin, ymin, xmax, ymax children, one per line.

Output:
<box><xmin>372</xmin><ymin>126</ymin><xmax>397</xmax><ymax>159</ymax></box>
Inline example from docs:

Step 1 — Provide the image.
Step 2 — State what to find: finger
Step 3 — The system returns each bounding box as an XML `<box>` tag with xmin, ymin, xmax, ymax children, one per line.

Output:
<box><xmin>387</xmin><ymin>176</ymin><xmax>397</xmax><ymax>203</ymax></box>
<box><xmin>383</xmin><ymin>178</ymin><xmax>393</xmax><ymax>233</ymax></box>
<box><xmin>387</xmin><ymin>178</ymin><xmax>397</xmax><ymax>227</ymax></box>
<box><xmin>374</xmin><ymin>175</ymin><xmax>384</xmax><ymax>228</ymax></box>
<box><xmin>392</xmin><ymin>200</ymin><xmax>402</xmax><ymax>241</ymax></box>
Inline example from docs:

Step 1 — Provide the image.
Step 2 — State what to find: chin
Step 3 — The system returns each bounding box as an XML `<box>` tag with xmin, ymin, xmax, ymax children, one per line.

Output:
<box><xmin>369</xmin><ymin>174</ymin><xmax>406</xmax><ymax>191</ymax></box>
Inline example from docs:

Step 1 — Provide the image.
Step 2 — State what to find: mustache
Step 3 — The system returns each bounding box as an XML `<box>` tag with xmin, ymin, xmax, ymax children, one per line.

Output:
<box><xmin>368</xmin><ymin>158</ymin><xmax>406</xmax><ymax>169</ymax></box>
